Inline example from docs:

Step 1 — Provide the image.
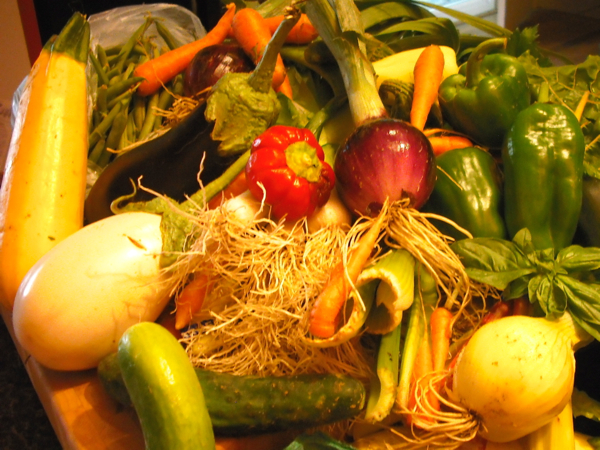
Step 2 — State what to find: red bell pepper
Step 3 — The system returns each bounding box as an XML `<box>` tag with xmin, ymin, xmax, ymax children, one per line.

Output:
<box><xmin>245</xmin><ymin>125</ymin><xmax>336</xmax><ymax>221</ymax></box>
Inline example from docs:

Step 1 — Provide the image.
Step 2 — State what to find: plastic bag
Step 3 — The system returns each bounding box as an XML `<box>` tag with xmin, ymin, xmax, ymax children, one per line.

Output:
<box><xmin>88</xmin><ymin>3</ymin><xmax>206</xmax><ymax>51</ymax></box>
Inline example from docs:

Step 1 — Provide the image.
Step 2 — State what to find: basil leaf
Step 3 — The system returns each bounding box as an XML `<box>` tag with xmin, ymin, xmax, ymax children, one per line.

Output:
<box><xmin>557</xmin><ymin>245</ymin><xmax>600</xmax><ymax>273</ymax></box>
<box><xmin>573</xmin><ymin>388</ymin><xmax>600</xmax><ymax>422</ymax></box>
<box><xmin>558</xmin><ymin>275</ymin><xmax>600</xmax><ymax>341</ymax></box>
<box><xmin>452</xmin><ymin>237</ymin><xmax>535</xmax><ymax>289</ymax></box>
<box><xmin>504</xmin><ymin>276</ymin><xmax>531</xmax><ymax>300</ymax></box>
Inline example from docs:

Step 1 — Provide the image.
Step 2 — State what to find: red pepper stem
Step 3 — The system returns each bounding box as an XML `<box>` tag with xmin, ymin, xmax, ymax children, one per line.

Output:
<box><xmin>285</xmin><ymin>141</ymin><xmax>322</xmax><ymax>183</ymax></box>
<box><xmin>465</xmin><ymin>37</ymin><xmax>507</xmax><ymax>89</ymax></box>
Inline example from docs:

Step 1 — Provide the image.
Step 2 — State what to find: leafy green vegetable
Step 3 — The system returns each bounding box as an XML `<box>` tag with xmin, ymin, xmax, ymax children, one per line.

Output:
<box><xmin>573</xmin><ymin>388</ymin><xmax>600</xmax><ymax>422</ymax></box>
<box><xmin>451</xmin><ymin>228</ymin><xmax>600</xmax><ymax>340</ymax></box>
<box><xmin>283</xmin><ymin>432</ymin><xmax>357</xmax><ymax>450</ymax></box>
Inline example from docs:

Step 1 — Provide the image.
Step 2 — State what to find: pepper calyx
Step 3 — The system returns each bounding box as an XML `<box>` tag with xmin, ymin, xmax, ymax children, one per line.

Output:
<box><xmin>284</xmin><ymin>141</ymin><xmax>323</xmax><ymax>183</ymax></box>
<box><xmin>465</xmin><ymin>37</ymin><xmax>507</xmax><ymax>88</ymax></box>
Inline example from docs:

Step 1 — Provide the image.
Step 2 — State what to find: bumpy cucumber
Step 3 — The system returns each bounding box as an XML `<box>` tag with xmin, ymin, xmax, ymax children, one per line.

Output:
<box><xmin>100</xmin><ymin>350</ymin><xmax>366</xmax><ymax>436</ymax></box>
<box><xmin>117</xmin><ymin>322</ymin><xmax>215</xmax><ymax>450</ymax></box>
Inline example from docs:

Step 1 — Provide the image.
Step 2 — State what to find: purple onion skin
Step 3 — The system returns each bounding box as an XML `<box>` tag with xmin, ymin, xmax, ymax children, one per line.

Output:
<box><xmin>183</xmin><ymin>44</ymin><xmax>254</xmax><ymax>97</ymax></box>
<box><xmin>334</xmin><ymin>118</ymin><xmax>437</xmax><ymax>217</ymax></box>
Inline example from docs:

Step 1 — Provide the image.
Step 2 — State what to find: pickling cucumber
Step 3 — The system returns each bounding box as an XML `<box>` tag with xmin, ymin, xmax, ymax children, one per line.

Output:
<box><xmin>99</xmin><ymin>348</ymin><xmax>366</xmax><ymax>436</ymax></box>
<box><xmin>117</xmin><ymin>322</ymin><xmax>215</xmax><ymax>450</ymax></box>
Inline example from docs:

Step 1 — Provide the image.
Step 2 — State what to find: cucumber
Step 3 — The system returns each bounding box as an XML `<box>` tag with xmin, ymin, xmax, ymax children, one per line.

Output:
<box><xmin>117</xmin><ymin>322</ymin><xmax>215</xmax><ymax>450</ymax></box>
<box><xmin>100</xmin><ymin>349</ymin><xmax>366</xmax><ymax>436</ymax></box>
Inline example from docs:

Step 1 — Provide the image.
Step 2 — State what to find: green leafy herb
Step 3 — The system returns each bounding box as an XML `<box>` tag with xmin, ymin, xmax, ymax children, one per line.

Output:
<box><xmin>283</xmin><ymin>431</ymin><xmax>358</xmax><ymax>450</ymax></box>
<box><xmin>451</xmin><ymin>228</ymin><xmax>600</xmax><ymax>340</ymax></box>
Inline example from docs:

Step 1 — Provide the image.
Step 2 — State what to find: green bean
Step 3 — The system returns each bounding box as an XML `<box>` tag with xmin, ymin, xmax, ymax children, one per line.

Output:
<box><xmin>96</xmin><ymin>85</ymin><xmax>108</xmax><ymax>116</ymax></box>
<box><xmin>133</xmin><ymin>94</ymin><xmax>146</xmax><ymax>131</ymax></box>
<box><xmin>98</xmin><ymin>107</ymin><xmax>129</xmax><ymax>167</ymax></box>
<box><xmin>89</xmin><ymin>49</ymin><xmax>110</xmax><ymax>86</ymax></box>
<box><xmin>106</xmin><ymin>89</ymin><xmax>133</xmax><ymax>112</ymax></box>
<box><xmin>155</xmin><ymin>20</ymin><xmax>182</xmax><ymax>50</ymax></box>
<box><xmin>106</xmin><ymin>76</ymin><xmax>144</xmax><ymax>104</ymax></box>
<box><xmin>88</xmin><ymin>102</ymin><xmax>122</xmax><ymax>150</ymax></box>
<box><xmin>152</xmin><ymin>74</ymin><xmax>185</xmax><ymax>130</ymax></box>
<box><xmin>113</xmin><ymin>17</ymin><xmax>153</xmax><ymax>73</ymax></box>
<box><xmin>137</xmin><ymin>91</ymin><xmax>160</xmax><ymax>141</ymax></box>
<box><xmin>97</xmin><ymin>44</ymin><xmax>109</xmax><ymax>68</ymax></box>
<box><xmin>88</xmin><ymin>138</ymin><xmax>107</xmax><ymax>165</ymax></box>
<box><xmin>126</xmin><ymin>110</ymin><xmax>138</xmax><ymax>145</ymax></box>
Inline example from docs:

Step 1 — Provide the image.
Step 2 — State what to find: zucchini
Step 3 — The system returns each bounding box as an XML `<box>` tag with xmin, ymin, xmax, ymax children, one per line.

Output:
<box><xmin>118</xmin><ymin>322</ymin><xmax>215</xmax><ymax>450</ymax></box>
<box><xmin>100</xmin><ymin>349</ymin><xmax>366</xmax><ymax>436</ymax></box>
<box><xmin>0</xmin><ymin>13</ymin><xmax>90</xmax><ymax>310</ymax></box>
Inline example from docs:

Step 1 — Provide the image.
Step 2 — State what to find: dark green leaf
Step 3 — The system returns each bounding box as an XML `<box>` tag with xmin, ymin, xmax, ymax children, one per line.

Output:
<box><xmin>530</xmin><ymin>274</ymin><xmax>567</xmax><ymax>318</ymax></box>
<box><xmin>573</xmin><ymin>388</ymin><xmax>600</xmax><ymax>422</ymax></box>
<box><xmin>504</xmin><ymin>276</ymin><xmax>531</xmax><ymax>300</ymax></box>
<box><xmin>452</xmin><ymin>237</ymin><xmax>536</xmax><ymax>289</ymax></box>
<box><xmin>557</xmin><ymin>245</ymin><xmax>600</xmax><ymax>273</ymax></box>
<box><xmin>558</xmin><ymin>275</ymin><xmax>600</xmax><ymax>341</ymax></box>
<box><xmin>284</xmin><ymin>432</ymin><xmax>358</xmax><ymax>450</ymax></box>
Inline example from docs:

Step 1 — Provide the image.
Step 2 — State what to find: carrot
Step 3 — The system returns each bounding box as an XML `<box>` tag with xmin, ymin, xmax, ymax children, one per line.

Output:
<box><xmin>428</xmin><ymin>135</ymin><xmax>473</xmax><ymax>156</ymax></box>
<box><xmin>207</xmin><ymin>170</ymin><xmax>248</xmax><ymax>209</ymax></box>
<box><xmin>410</xmin><ymin>45</ymin><xmax>445</xmax><ymax>131</ymax></box>
<box><xmin>263</xmin><ymin>13</ymin><xmax>319</xmax><ymax>44</ymax></box>
<box><xmin>308</xmin><ymin>209</ymin><xmax>387</xmax><ymax>338</ymax></box>
<box><xmin>134</xmin><ymin>3</ymin><xmax>235</xmax><ymax>96</ymax></box>
<box><xmin>277</xmin><ymin>74</ymin><xmax>294</xmax><ymax>98</ymax></box>
<box><xmin>232</xmin><ymin>7</ymin><xmax>288</xmax><ymax>92</ymax></box>
<box><xmin>481</xmin><ymin>300</ymin><xmax>512</xmax><ymax>326</ymax></box>
<box><xmin>430</xmin><ymin>306</ymin><xmax>453</xmax><ymax>374</ymax></box>
<box><xmin>406</xmin><ymin>333</ymin><xmax>439</xmax><ymax>426</ymax></box>
<box><xmin>175</xmin><ymin>274</ymin><xmax>212</xmax><ymax>330</ymax></box>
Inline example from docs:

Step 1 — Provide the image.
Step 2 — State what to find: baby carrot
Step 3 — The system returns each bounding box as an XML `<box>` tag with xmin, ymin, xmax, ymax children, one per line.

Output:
<box><xmin>175</xmin><ymin>274</ymin><xmax>212</xmax><ymax>330</ymax></box>
<box><xmin>428</xmin><ymin>135</ymin><xmax>473</xmax><ymax>156</ymax></box>
<box><xmin>309</xmin><ymin>209</ymin><xmax>386</xmax><ymax>338</ymax></box>
<box><xmin>263</xmin><ymin>13</ymin><xmax>319</xmax><ymax>44</ymax></box>
<box><xmin>232</xmin><ymin>7</ymin><xmax>288</xmax><ymax>92</ymax></box>
<box><xmin>430</xmin><ymin>306</ymin><xmax>453</xmax><ymax>374</ymax></box>
<box><xmin>134</xmin><ymin>3</ymin><xmax>235</xmax><ymax>96</ymax></box>
<box><xmin>410</xmin><ymin>45</ymin><xmax>445</xmax><ymax>131</ymax></box>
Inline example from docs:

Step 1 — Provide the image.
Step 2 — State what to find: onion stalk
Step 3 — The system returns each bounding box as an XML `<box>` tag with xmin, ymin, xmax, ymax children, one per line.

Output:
<box><xmin>305</xmin><ymin>0</ymin><xmax>436</xmax><ymax>217</ymax></box>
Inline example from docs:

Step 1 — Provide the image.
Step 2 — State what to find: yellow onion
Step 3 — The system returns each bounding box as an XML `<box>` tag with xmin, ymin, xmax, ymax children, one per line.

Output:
<box><xmin>450</xmin><ymin>312</ymin><xmax>590</xmax><ymax>443</ymax></box>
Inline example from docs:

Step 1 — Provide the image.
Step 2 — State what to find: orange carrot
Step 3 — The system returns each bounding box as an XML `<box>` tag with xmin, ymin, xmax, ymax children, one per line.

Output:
<box><xmin>410</xmin><ymin>45</ymin><xmax>445</xmax><ymax>131</ymax></box>
<box><xmin>430</xmin><ymin>307</ymin><xmax>453</xmax><ymax>374</ymax></box>
<box><xmin>232</xmin><ymin>7</ymin><xmax>288</xmax><ymax>92</ymax></box>
<box><xmin>134</xmin><ymin>4</ymin><xmax>236</xmax><ymax>96</ymax></box>
<box><xmin>406</xmin><ymin>334</ymin><xmax>439</xmax><ymax>426</ymax></box>
<box><xmin>428</xmin><ymin>135</ymin><xmax>473</xmax><ymax>156</ymax></box>
<box><xmin>263</xmin><ymin>13</ymin><xmax>319</xmax><ymax>44</ymax></box>
<box><xmin>308</xmin><ymin>209</ymin><xmax>386</xmax><ymax>338</ymax></box>
<box><xmin>175</xmin><ymin>274</ymin><xmax>212</xmax><ymax>330</ymax></box>
<box><xmin>207</xmin><ymin>170</ymin><xmax>248</xmax><ymax>209</ymax></box>
<box><xmin>277</xmin><ymin>74</ymin><xmax>293</xmax><ymax>98</ymax></box>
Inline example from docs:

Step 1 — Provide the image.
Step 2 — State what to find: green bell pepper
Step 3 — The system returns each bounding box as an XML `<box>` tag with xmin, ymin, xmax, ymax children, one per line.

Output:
<box><xmin>502</xmin><ymin>102</ymin><xmax>585</xmax><ymax>252</ymax></box>
<box><xmin>423</xmin><ymin>147</ymin><xmax>506</xmax><ymax>241</ymax></box>
<box><xmin>438</xmin><ymin>38</ymin><xmax>531</xmax><ymax>149</ymax></box>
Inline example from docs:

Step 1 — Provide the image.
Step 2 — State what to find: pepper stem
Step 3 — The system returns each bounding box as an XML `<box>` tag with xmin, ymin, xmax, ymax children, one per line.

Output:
<box><xmin>285</xmin><ymin>141</ymin><xmax>322</xmax><ymax>182</ymax></box>
<box><xmin>247</xmin><ymin>5</ymin><xmax>301</xmax><ymax>93</ymax></box>
<box><xmin>465</xmin><ymin>37</ymin><xmax>507</xmax><ymax>88</ymax></box>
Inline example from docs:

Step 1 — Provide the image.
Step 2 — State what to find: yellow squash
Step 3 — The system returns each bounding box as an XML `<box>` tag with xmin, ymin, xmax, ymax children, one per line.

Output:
<box><xmin>0</xmin><ymin>13</ymin><xmax>90</xmax><ymax>310</ymax></box>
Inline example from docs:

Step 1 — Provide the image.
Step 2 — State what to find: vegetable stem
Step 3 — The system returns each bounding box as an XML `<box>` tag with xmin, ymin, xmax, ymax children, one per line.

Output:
<box><xmin>465</xmin><ymin>37</ymin><xmax>506</xmax><ymax>88</ymax></box>
<box><xmin>305</xmin><ymin>0</ymin><xmax>387</xmax><ymax>126</ymax></box>
<box><xmin>246</xmin><ymin>6</ymin><xmax>301</xmax><ymax>94</ymax></box>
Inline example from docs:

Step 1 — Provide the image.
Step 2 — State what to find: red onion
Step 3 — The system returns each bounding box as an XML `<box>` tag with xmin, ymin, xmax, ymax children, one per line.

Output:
<box><xmin>334</xmin><ymin>118</ymin><xmax>436</xmax><ymax>216</ymax></box>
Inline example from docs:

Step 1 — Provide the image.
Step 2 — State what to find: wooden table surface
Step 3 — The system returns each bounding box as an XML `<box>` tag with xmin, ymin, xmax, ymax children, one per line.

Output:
<box><xmin>1</xmin><ymin>305</ymin><xmax>145</xmax><ymax>450</ymax></box>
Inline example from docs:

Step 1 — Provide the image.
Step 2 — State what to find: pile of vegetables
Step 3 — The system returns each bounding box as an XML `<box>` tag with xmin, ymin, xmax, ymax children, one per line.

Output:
<box><xmin>5</xmin><ymin>0</ymin><xmax>600</xmax><ymax>449</ymax></box>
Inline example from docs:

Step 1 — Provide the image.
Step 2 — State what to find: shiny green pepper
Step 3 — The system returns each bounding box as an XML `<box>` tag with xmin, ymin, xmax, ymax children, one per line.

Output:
<box><xmin>502</xmin><ymin>103</ymin><xmax>585</xmax><ymax>252</ymax></box>
<box><xmin>438</xmin><ymin>38</ymin><xmax>530</xmax><ymax>149</ymax></box>
<box><xmin>423</xmin><ymin>147</ymin><xmax>506</xmax><ymax>240</ymax></box>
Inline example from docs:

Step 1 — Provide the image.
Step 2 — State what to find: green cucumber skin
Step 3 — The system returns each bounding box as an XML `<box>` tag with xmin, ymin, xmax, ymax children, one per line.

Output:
<box><xmin>118</xmin><ymin>322</ymin><xmax>215</xmax><ymax>450</ymax></box>
<box><xmin>100</xmin><ymin>351</ymin><xmax>366</xmax><ymax>436</ymax></box>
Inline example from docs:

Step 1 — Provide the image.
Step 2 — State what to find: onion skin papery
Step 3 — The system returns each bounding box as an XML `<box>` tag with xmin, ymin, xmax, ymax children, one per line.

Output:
<box><xmin>334</xmin><ymin>118</ymin><xmax>436</xmax><ymax>217</ymax></box>
<box><xmin>450</xmin><ymin>314</ymin><xmax>581</xmax><ymax>443</ymax></box>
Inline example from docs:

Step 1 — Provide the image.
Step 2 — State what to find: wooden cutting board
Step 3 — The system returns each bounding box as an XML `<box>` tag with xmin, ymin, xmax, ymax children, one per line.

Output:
<box><xmin>1</xmin><ymin>305</ymin><xmax>145</xmax><ymax>450</ymax></box>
